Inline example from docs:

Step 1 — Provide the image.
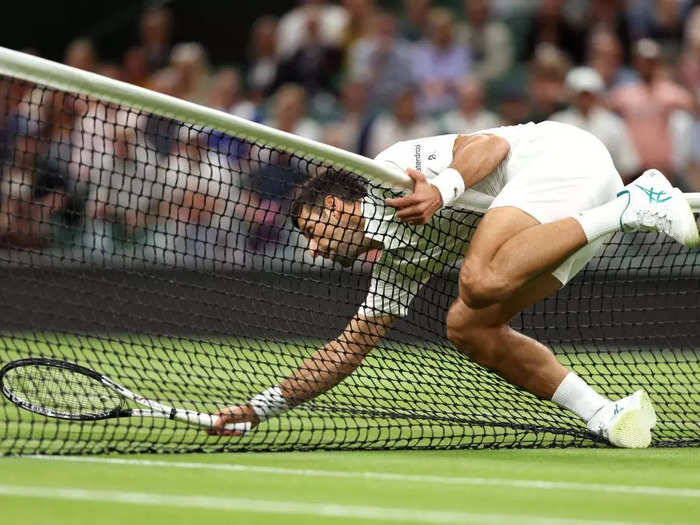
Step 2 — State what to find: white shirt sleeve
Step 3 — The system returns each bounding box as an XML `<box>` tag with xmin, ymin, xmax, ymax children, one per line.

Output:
<box><xmin>373</xmin><ymin>135</ymin><xmax>496</xmax><ymax>213</ymax></box>
<box><xmin>358</xmin><ymin>211</ymin><xmax>474</xmax><ymax>319</ymax></box>
<box><xmin>373</xmin><ymin>140</ymin><xmax>413</xmax><ymax>175</ymax></box>
<box><xmin>374</xmin><ymin>135</ymin><xmax>459</xmax><ymax>177</ymax></box>
<box><xmin>358</xmin><ymin>252</ymin><xmax>433</xmax><ymax>318</ymax></box>
<box><xmin>358</xmin><ymin>252</ymin><xmax>434</xmax><ymax>319</ymax></box>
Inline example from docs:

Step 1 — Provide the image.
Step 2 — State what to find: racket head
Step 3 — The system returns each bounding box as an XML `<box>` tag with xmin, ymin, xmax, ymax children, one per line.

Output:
<box><xmin>0</xmin><ymin>357</ymin><xmax>128</xmax><ymax>421</ymax></box>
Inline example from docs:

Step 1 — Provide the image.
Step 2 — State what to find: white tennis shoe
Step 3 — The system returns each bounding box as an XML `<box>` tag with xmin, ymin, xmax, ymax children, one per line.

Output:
<box><xmin>587</xmin><ymin>390</ymin><xmax>657</xmax><ymax>448</ymax></box>
<box><xmin>619</xmin><ymin>169</ymin><xmax>700</xmax><ymax>247</ymax></box>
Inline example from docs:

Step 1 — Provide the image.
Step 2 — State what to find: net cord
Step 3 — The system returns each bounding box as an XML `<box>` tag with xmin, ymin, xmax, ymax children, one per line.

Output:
<box><xmin>0</xmin><ymin>47</ymin><xmax>499</xmax><ymax>210</ymax></box>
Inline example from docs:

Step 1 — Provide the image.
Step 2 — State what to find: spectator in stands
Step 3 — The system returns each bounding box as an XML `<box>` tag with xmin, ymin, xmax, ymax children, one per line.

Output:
<box><xmin>489</xmin><ymin>0</ymin><xmax>540</xmax><ymax>18</ymax></box>
<box><xmin>207</xmin><ymin>68</ymin><xmax>255</xmax><ymax>120</ymax></box>
<box><xmin>526</xmin><ymin>43</ymin><xmax>569</xmax><ymax>122</ymax></box>
<box><xmin>525</xmin><ymin>0</ymin><xmax>587</xmax><ymax>63</ymax></box>
<box><xmin>587</xmin><ymin>29</ymin><xmax>638</xmax><ymax>89</ymax></box>
<box><xmin>276</xmin><ymin>0</ymin><xmax>348</xmax><ymax>60</ymax></box>
<box><xmin>206</xmin><ymin>69</ymin><xmax>256</xmax><ymax>167</ymax></box>
<box><xmin>145</xmin><ymin>68</ymin><xmax>182</xmax><ymax>156</ymax></box>
<box><xmin>668</xmin><ymin>97</ymin><xmax>699</xmax><ymax>190</ymax></box>
<box><xmin>346</xmin><ymin>10</ymin><xmax>413</xmax><ymax>115</ymax></box>
<box><xmin>122</xmin><ymin>47</ymin><xmax>150</xmax><ymax>87</ymax></box>
<box><xmin>322</xmin><ymin>80</ymin><xmax>368</xmax><ymax>152</ymax></box>
<box><xmin>265</xmin><ymin>84</ymin><xmax>321</xmax><ymax>141</ymax></box>
<box><xmin>0</xmin><ymin>125</ymin><xmax>68</xmax><ymax>247</ymax></box>
<box><xmin>398</xmin><ymin>0</ymin><xmax>431</xmax><ymax>42</ymax></box>
<box><xmin>677</xmin><ymin>6</ymin><xmax>700</xmax><ymax>97</ymax></box>
<box><xmin>42</xmin><ymin>91</ymin><xmax>85</xmax><ymax>196</ymax></box>
<box><xmin>64</xmin><ymin>38</ymin><xmax>97</xmax><ymax>72</ymax></box>
<box><xmin>341</xmin><ymin>0</ymin><xmax>375</xmax><ymax>52</ymax></box>
<box><xmin>151</xmin><ymin>128</ymin><xmax>242</xmax><ymax>258</ymax></box>
<box><xmin>608</xmin><ymin>38</ymin><xmax>694</xmax><ymax>179</ymax></box>
<box><xmin>73</xmin><ymin>100</ymin><xmax>161</xmax><ymax>234</ymax></box>
<box><xmin>246</xmin><ymin>16</ymin><xmax>280</xmax><ymax>103</ymax></box>
<box><xmin>165</xmin><ymin>128</ymin><xmax>236</xmax><ymax>231</ymax></box>
<box><xmin>584</xmin><ymin>0</ymin><xmax>632</xmax><ymax>58</ymax></box>
<box><xmin>682</xmin><ymin>97</ymin><xmax>700</xmax><ymax>191</ymax></box>
<box><xmin>365</xmin><ymin>87</ymin><xmax>437</xmax><ymax>158</ymax></box>
<box><xmin>0</xmin><ymin>90</ymin><xmax>77</xmax><ymax>247</ymax></box>
<box><xmin>457</xmin><ymin>0</ymin><xmax>514</xmax><ymax>83</ymax></box>
<box><xmin>412</xmin><ymin>7</ymin><xmax>472</xmax><ymax>115</ymax></box>
<box><xmin>551</xmin><ymin>67</ymin><xmax>640</xmax><ymax>181</ymax></box>
<box><xmin>170</xmin><ymin>43</ymin><xmax>212</xmax><ymax>105</ymax></box>
<box><xmin>0</xmin><ymin>76</ymin><xmax>32</xmax><ymax>162</ymax></box>
<box><xmin>626</xmin><ymin>0</ymin><xmax>690</xmax><ymax>56</ymax></box>
<box><xmin>440</xmin><ymin>77</ymin><xmax>500</xmax><ymax>134</ymax></box>
<box><xmin>140</xmin><ymin>7</ymin><xmax>173</xmax><ymax>73</ymax></box>
<box><xmin>96</xmin><ymin>63</ymin><xmax>124</xmax><ymax>81</ymax></box>
<box><xmin>275</xmin><ymin>10</ymin><xmax>343</xmax><ymax>97</ymax></box>
<box><xmin>499</xmin><ymin>89</ymin><xmax>531</xmax><ymax>126</ymax></box>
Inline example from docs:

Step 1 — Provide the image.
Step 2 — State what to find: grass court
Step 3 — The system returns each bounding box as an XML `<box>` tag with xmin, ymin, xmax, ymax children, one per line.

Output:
<box><xmin>2</xmin><ymin>448</ymin><xmax>699</xmax><ymax>524</ymax></box>
<box><xmin>1</xmin><ymin>333</ymin><xmax>698</xmax><ymax>523</ymax></box>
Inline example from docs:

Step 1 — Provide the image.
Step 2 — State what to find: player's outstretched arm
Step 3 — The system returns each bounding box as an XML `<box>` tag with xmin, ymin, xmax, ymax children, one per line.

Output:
<box><xmin>209</xmin><ymin>313</ymin><xmax>395</xmax><ymax>435</ymax></box>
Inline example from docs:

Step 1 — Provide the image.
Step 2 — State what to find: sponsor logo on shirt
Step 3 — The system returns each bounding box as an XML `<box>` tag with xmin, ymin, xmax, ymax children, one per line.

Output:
<box><xmin>414</xmin><ymin>144</ymin><xmax>422</xmax><ymax>171</ymax></box>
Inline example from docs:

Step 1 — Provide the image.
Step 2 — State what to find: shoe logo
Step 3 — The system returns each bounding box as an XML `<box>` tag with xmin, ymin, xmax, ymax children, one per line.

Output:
<box><xmin>616</xmin><ymin>189</ymin><xmax>632</xmax><ymax>232</ymax></box>
<box><xmin>635</xmin><ymin>184</ymin><xmax>672</xmax><ymax>203</ymax></box>
<box><xmin>613</xmin><ymin>404</ymin><xmax>623</xmax><ymax>416</ymax></box>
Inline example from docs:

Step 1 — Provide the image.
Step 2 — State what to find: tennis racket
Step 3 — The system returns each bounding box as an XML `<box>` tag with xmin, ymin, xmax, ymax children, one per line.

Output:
<box><xmin>0</xmin><ymin>357</ymin><xmax>251</xmax><ymax>434</ymax></box>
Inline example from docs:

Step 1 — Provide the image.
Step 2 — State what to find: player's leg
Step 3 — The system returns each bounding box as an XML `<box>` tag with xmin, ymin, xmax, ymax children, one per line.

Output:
<box><xmin>459</xmin><ymin>206</ymin><xmax>586</xmax><ymax>309</ymax></box>
<box><xmin>460</xmin><ymin>169</ymin><xmax>700</xmax><ymax>309</ymax></box>
<box><xmin>448</xmin><ymin>272</ymin><xmax>572</xmax><ymax>400</ymax></box>
<box><xmin>448</xmin><ymin>273</ymin><xmax>656</xmax><ymax>448</ymax></box>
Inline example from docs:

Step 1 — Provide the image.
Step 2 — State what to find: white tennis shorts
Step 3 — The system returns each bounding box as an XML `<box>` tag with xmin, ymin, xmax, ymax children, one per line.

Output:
<box><xmin>489</xmin><ymin>121</ymin><xmax>624</xmax><ymax>285</ymax></box>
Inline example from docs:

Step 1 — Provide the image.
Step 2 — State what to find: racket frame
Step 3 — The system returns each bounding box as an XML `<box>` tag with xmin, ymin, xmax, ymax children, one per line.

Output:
<box><xmin>0</xmin><ymin>357</ymin><xmax>250</xmax><ymax>433</ymax></box>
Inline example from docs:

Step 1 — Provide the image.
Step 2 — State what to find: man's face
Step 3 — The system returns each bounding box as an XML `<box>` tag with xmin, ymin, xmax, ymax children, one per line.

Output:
<box><xmin>297</xmin><ymin>199</ymin><xmax>365</xmax><ymax>267</ymax></box>
<box><xmin>573</xmin><ymin>91</ymin><xmax>597</xmax><ymax>113</ymax></box>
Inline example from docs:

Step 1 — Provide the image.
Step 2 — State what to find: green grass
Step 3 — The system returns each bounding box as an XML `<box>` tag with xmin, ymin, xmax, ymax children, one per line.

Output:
<box><xmin>1</xmin><ymin>333</ymin><xmax>698</xmax><ymax>454</ymax></box>
<box><xmin>1</xmin><ymin>333</ymin><xmax>699</xmax><ymax>523</ymax></box>
<box><xmin>1</xmin><ymin>449</ymin><xmax>699</xmax><ymax>524</ymax></box>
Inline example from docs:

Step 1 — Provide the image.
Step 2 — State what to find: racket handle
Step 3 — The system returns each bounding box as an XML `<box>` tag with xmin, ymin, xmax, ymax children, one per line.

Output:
<box><xmin>222</xmin><ymin>421</ymin><xmax>252</xmax><ymax>434</ymax></box>
<box><xmin>172</xmin><ymin>411</ymin><xmax>252</xmax><ymax>435</ymax></box>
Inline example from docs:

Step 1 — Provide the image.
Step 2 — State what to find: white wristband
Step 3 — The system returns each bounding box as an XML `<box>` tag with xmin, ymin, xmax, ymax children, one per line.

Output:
<box><xmin>431</xmin><ymin>168</ymin><xmax>466</xmax><ymax>207</ymax></box>
<box><xmin>249</xmin><ymin>386</ymin><xmax>289</xmax><ymax>420</ymax></box>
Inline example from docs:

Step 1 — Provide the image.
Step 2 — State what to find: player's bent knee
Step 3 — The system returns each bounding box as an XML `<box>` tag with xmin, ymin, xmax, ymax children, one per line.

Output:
<box><xmin>458</xmin><ymin>265</ymin><xmax>509</xmax><ymax>309</ymax></box>
<box><xmin>449</xmin><ymin>328</ymin><xmax>501</xmax><ymax>369</ymax></box>
<box><xmin>446</xmin><ymin>306</ymin><xmax>503</xmax><ymax>369</ymax></box>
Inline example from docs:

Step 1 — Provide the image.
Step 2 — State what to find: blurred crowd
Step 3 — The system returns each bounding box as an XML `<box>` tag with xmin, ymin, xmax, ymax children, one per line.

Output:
<box><xmin>1</xmin><ymin>0</ymin><xmax>699</xmax><ymax>256</ymax></box>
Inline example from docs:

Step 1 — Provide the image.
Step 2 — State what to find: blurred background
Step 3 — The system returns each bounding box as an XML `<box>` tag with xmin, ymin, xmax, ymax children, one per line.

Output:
<box><xmin>0</xmin><ymin>0</ymin><xmax>699</xmax><ymax>260</ymax></box>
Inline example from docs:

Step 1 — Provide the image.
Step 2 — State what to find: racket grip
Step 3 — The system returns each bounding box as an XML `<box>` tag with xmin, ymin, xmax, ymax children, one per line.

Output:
<box><xmin>173</xmin><ymin>411</ymin><xmax>252</xmax><ymax>435</ymax></box>
<box><xmin>223</xmin><ymin>421</ymin><xmax>252</xmax><ymax>434</ymax></box>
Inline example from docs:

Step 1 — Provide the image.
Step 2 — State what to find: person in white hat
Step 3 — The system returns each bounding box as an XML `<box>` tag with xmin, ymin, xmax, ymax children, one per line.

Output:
<box><xmin>551</xmin><ymin>66</ymin><xmax>640</xmax><ymax>182</ymax></box>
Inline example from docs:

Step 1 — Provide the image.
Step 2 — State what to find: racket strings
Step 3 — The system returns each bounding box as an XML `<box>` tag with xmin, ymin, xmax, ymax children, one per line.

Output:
<box><xmin>3</xmin><ymin>364</ymin><xmax>123</xmax><ymax>418</ymax></box>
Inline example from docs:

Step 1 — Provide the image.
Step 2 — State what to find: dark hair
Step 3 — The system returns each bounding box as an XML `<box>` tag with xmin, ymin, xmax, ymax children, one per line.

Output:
<box><xmin>290</xmin><ymin>169</ymin><xmax>368</xmax><ymax>226</ymax></box>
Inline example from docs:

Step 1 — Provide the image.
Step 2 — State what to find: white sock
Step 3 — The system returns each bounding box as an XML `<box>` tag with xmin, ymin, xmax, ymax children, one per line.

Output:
<box><xmin>551</xmin><ymin>372</ymin><xmax>610</xmax><ymax>422</ymax></box>
<box><xmin>575</xmin><ymin>195</ymin><xmax>628</xmax><ymax>242</ymax></box>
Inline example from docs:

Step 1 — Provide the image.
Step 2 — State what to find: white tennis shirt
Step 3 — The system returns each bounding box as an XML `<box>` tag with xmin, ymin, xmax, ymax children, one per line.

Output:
<box><xmin>357</xmin><ymin>122</ymin><xmax>541</xmax><ymax>318</ymax></box>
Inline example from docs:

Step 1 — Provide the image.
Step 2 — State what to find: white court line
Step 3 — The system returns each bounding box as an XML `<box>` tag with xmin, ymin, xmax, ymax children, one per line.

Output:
<box><xmin>27</xmin><ymin>456</ymin><xmax>700</xmax><ymax>499</ymax></box>
<box><xmin>0</xmin><ymin>484</ymin><xmax>658</xmax><ymax>525</ymax></box>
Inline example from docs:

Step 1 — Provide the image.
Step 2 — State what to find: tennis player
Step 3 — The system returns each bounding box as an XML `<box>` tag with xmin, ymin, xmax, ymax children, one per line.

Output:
<box><xmin>211</xmin><ymin>120</ymin><xmax>699</xmax><ymax>448</ymax></box>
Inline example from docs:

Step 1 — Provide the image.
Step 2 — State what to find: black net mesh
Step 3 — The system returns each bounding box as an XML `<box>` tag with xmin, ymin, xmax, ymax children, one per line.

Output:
<box><xmin>0</xmin><ymin>75</ymin><xmax>698</xmax><ymax>455</ymax></box>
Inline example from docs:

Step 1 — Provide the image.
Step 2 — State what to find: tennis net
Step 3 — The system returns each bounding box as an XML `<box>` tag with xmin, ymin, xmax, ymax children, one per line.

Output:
<box><xmin>0</xmin><ymin>47</ymin><xmax>698</xmax><ymax>454</ymax></box>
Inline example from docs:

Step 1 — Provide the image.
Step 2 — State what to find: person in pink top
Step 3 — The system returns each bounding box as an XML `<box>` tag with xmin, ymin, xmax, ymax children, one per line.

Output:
<box><xmin>608</xmin><ymin>38</ymin><xmax>693</xmax><ymax>181</ymax></box>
